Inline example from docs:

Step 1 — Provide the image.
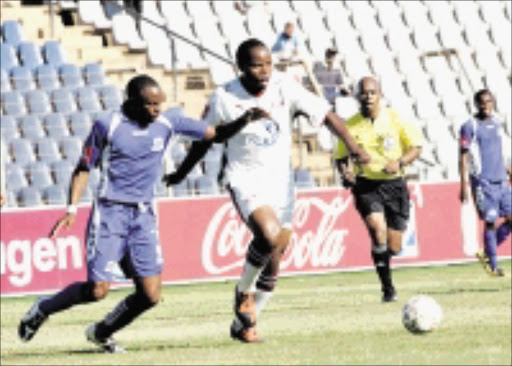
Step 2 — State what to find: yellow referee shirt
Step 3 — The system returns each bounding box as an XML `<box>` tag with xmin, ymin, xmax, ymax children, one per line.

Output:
<box><xmin>334</xmin><ymin>107</ymin><xmax>423</xmax><ymax>180</ymax></box>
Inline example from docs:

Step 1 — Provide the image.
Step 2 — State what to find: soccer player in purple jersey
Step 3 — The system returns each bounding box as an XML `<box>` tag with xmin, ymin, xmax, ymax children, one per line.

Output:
<box><xmin>459</xmin><ymin>89</ymin><xmax>512</xmax><ymax>277</ymax></box>
<box><xmin>17</xmin><ymin>74</ymin><xmax>269</xmax><ymax>353</ymax></box>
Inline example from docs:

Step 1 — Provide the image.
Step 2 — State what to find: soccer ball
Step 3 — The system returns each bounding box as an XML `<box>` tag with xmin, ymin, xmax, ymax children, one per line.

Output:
<box><xmin>402</xmin><ymin>295</ymin><xmax>442</xmax><ymax>334</ymax></box>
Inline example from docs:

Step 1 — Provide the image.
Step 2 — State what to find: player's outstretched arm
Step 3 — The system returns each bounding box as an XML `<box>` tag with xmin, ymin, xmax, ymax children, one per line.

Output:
<box><xmin>209</xmin><ymin>107</ymin><xmax>270</xmax><ymax>142</ymax></box>
<box><xmin>324</xmin><ymin>111</ymin><xmax>371</xmax><ymax>164</ymax></box>
<box><xmin>50</xmin><ymin>168</ymin><xmax>89</xmax><ymax>238</ymax></box>
<box><xmin>163</xmin><ymin>140</ymin><xmax>213</xmax><ymax>186</ymax></box>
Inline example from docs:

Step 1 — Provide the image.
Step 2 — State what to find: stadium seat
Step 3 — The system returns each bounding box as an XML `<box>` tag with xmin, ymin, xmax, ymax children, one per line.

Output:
<box><xmin>77</xmin><ymin>0</ymin><xmax>112</xmax><ymax>30</ymax></box>
<box><xmin>194</xmin><ymin>175</ymin><xmax>219</xmax><ymax>195</ymax></box>
<box><xmin>385</xmin><ymin>26</ymin><xmax>417</xmax><ymax>55</ymax></box>
<box><xmin>206</xmin><ymin>56</ymin><xmax>237</xmax><ymax>86</ymax></box>
<box><xmin>9</xmin><ymin>138</ymin><xmax>36</xmax><ymax>167</ymax></box>
<box><xmin>26</xmin><ymin>89</ymin><xmax>52</xmax><ymax>114</ymax></box>
<box><xmin>374</xmin><ymin>1</ymin><xmax>405</xmax><ymax>31</ymax></box>
<box><xmin>75</xmin><ymin>86</ymin><xmax>102</xmax><ymax>112</ymax></box>
<box><xmin>43</xmin><ymin>113</ymin><xmax>70</xmax><ymax>139</ymax></box>
<box><xmin>0</xmin><ymin>68</ymin><xmax>11</xmax><ymax>93</ymax></box>
<box><xmin>5</xmin><ymin>162</ymin><xmax>28</xmax><ymax>192</ymax></box>
<box><xmin>1</xmin><ymin>115</ymin><xmax>19</xmax><ymax>142</ymax></box>
<box><xmin>0</xmin><ymin>43</ymin><xmax>19</xmax><ymax>70</ymax></box>
<box><xmin>2</xmin><ymin>20</ymin><xmax>25</xmax><ymax>46</ymax></box>
<box><xmin>5</xmin><ymin>190</ymin><xmax>18</xmax><ymax>207</ymax></box>
<box><xmin>411</xmin><ymin>24</ymin><xmax>441</xmax><ymax>52</ymax></box>
<box><xmin>453</xmin><ymin>1</ymin><xmax>484</xmax><ymax>28</ymax></box>
<box><xmin>51</xmin><ymin>88</ymin><xmax>78</xmax><ymax>114</ymax></box>
<box><xmin>426</xmin><ymin>1</ymin><xmax>455</xmax><ymax>28</ymax></box>
<box><xmin>18</xmin><ymin>115</ymin><xmax>45</xmax><ymax>140</ymax></box>
<box><xmin>34</xmin><ymin>64</ymin><xmax>61</xmax><ymax>90</ymax></box>
<box><xmin>35</xmin><ymin>137</ymin><xmax>61</xmax><ymax>164</ymax></box>
<box><xmin>18</xmin><ymin>186</ymin><xmax>43</xmax><ymax>207</ymax></box>
<box><xmin>80</xmin><ymin>185</ymin><xmax>93</xmax><ymax>202</ymax></box>
<box><xmin>111</xmin><ymin>12</ymin><xmax>147</xmax><ymax>51</ymax></box>
<box><xmin>295</xmin><ymin>168</ymin><xmax>316</xmax><ymax>189</ymax></box>
<box><xmin>97</xmin><ymin>85</ymin><xmax>122</xmax><ymax>111</ymax></box>
<box><xmin>59</xmin><ymin>136</ymin><xmax>83</xmax><ymax>164</ymax></box>
<box><xmin>69</xmin><ymin>111</ymin><xmax>92</xmax><ymax>139</ymax></box>
<box><xmin>59</xmin><ymin>63</ymin><xmax>84</xmax><ymax>89</ymax></box>
<box><xmin>43</xmin><ymin>185</ymin><xmax>67</xmax><ymax>205</ymax></box>
<box><xmin>26</xmin><ymin>161</ymin><xmax>54</xmax><ymax>189</ymax></box>
<box><xmin>82</xmin><ymin>62</ymin><xmax>105</xmax><ymax>86</ymax></box>
<box><xmin>17</xmin><ymin>41</ymin><xmax>43</xmax><ymax>70</ymax></box>
<box><xmin>1</xmin><ymin>90</ymin><xmax>27</xmax><ymax>116</ymax></box>
<box><xmin>87</xmin><ymin>168</ymin><xmax>100</xmax><ymax>190</ymax></box>
<box><xmin>41</xmin><ymin>40</ymin><xmax>66</xmax><ymax>66</ymax></box>
<box><xmin>9</xmin><ymin>65</ymin><xmax>34</xmax><ymax>91</ymax></box>
<box><xmin>51</xmin><ymin>159</ymin><xmax>74</xmax><ymax>187</ymax></box>
<box><xmin>139</xmin><ymin>20</ymin><xmax>173</xmax><ymax>70</ymax></box>
<box><xmin>246</xmin><ymin>5</ymin><xmax>276</xmax><ymax>48</ymax></box>
<box><xmin>398</xmin><ymin>1</ymin><xmax>432</xmax><ymax>30</ymax></box>
<box><xmin>415</xmin><ymin>97</ymin><xmax>443</xmax><ymax>121</ymax></box>
<box><xmin>171</xmin><ymin>178</ymin><xmax>193</xmax><ymax>197</ymax></box>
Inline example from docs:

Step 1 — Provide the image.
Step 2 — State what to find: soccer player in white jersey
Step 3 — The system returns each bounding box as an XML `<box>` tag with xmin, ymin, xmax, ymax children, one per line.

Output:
<box><xmin>164</xmin><ymin>38</ymin><xmax>370</xmax><ymax>343</ymax></box>
<box><xmin>17</xmin><ymin>75</ymin><xmax>267</xmax><ymax>353</ymax></box>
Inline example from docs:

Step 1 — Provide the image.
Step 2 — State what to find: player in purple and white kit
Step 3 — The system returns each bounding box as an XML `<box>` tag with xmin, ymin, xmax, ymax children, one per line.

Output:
<box><xmin>18</xmin><ymin>75</ymin><xmax>268</xmax><ymax>352</ymax></box>
<box><xmin>459</xmin><ymin>89</ymin><xmax>512</xmax><ymax>277</ymax></box>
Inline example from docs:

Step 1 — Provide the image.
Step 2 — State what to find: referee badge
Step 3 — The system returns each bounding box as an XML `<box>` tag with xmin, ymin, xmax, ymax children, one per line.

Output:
<box><xmin>383</xmin><ymin>136</ymin><xmax>395</xmax><ymax>150</ymax></box>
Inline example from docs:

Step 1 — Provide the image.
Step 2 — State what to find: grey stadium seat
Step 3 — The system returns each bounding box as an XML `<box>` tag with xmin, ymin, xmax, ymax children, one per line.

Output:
<box><xmin>18</xmin><ymin>186</ymin><xmax>43</xmax><ymax>207</ymax></box>
<box><xmin>18</xmin><ymin>115</ymin><xmax>46</xmax><ymax>140</ymax></box>
<box><xmin>9</xmin><ymin>138</ymin><xmax>36</xmax><ymax>167</ymax></box>
<box><xmin>26</xmin><ymin>161</ymin><xmax>54</xmax><ymax>189</ymax></box>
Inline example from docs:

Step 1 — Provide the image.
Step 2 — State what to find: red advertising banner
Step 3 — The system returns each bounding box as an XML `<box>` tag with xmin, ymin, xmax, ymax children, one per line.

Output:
<box><xmin>1</xmin><ymin>183</ymin><xmax>510</xmax><ymax>297</ymax></box>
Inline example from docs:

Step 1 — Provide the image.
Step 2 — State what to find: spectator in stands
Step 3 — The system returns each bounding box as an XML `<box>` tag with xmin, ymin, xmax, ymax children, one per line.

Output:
<box><xmin>313</xmin><ymin>47</ymin><xmax>350</xmax><ymax>105</ymax></box>
<box><xmin>0</xmin><ymin>138</ymin><xmax>6</xmax><ymax>207</ymax></box>
<box><xmin>271</xmin><ymin>22</ymin><xmax>303</xmax><ymax>63</ymax></box>
<box><xmin>334</xmin><ymin>76</ymin><xmax>423</xmax><ymax>303</ymax></box>
<box><xmin>17</xmin><ymin>74</ymin><xmax>267</xmax><ymax>353</ymax></box>
<box><xmin>459</xmin><ymin>89</ymin><xmax>511</xmax><ymax>277</ymax></box>
<box><xmin>163</xmin><ymin>38</ymin><xmax>369</xmax><ymax>343</ymax></box>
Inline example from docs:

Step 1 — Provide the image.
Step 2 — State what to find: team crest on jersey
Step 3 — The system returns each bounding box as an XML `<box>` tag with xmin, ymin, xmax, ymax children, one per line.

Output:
<box><xmin>151</xmin><ymin>137</ymin><xmax>164</xmax><ymax>152</ymax></box>
<box><xmin>247</xmin><ymin>119</ymin><xmax>280</xmax><ymax>146</ymax></box>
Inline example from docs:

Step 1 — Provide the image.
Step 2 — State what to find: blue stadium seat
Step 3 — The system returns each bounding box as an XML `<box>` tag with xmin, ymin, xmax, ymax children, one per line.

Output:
<box><xmin>51</xmin><ymin>160</ymin><xmax>74</xmax><ymax>187</ymax></box>
<box><xmin>91</xmin><ymin>111</ymin><xmax>111</xmax><ymax>121</ymax></box>
<box><xmin>194</xmin><ymin>175</ymin><xmax>219</xmax><ymax>195</ymax></box>
<box><xmin>43</xmin><ymin>185</ymin><xmax>67</xmax><ymax>205</ymax></box>
<box><xmin>294</xmin><ymin>168</ymin><xmax>316</xmax><ymax>188</ymax></box>
<box><xmin>59</xmin><ymin>136</ymin><xmax>82</xmax><ymax>164</ymax></box>
<box><xmin>171</xmin><ymin>178</ymin><xmax>193</xmax><ymax>197</ymax></box>
<box><xmin>2</xmin><ymin>20</ymin><xmax>25</xmax><ymax>46</ymax></box>
<box><xmin>5</xmin><ymin>190</ymin><xmax>18</xmax><ymax>207</ymax></box>
<box><xmin>17</xmin><ymin>41</ymin><xmax>43</xmax><ymax>70</ymax></box>
<box><xmin>87</xmin><ymin>168</ymin><xmax>100</xmax><ymax>190</ymax></box>
<box><xmin>203</xmin><ymin>158</ymin><xmax>221</xmax><ymax>179</ymax></box>
<box><xmin>43</xmin><ymin>113</ymin><xmax>70</xmax><ymax>139</ymax></box>
<box><xmin>9</xmin><ymin>65</ymin><xmax>35</xmax><ymax>91</ymax></box>
<box><xmin>35</xmin><ymin>137</ymin><xmax>61</xmax><ymax>164</ymax></box>
<box><xmin>1</xmin><ymin>68</ymin><xmax>12</xmax><ymax>93</ymax></box>
<box><xmin>51</xmin><ymin>88</ymin><xmax>77</xmax><ymax>113</ymax></box>
<box><xmin>18</xmin><ymin>186</ymin><xmax>43</xmax><ymax>207</ymax></box>
<box><xmin>26</xmin><ymin>161</ymin><xmax>54</xmax><ymax>189</ymax></box>
<box><xmin>0</xmin><ymin>43</ymin><xmax>19</xmax><ymax>70</ymax></box>
<box><xmin>9</xmin><ymin>138</ymin><xmax>36</xmax><ymax>167</ymax></box>
<box><xmin>26</xmin><ymin>90</ymin><xmax>52</xmax><ymax>114</ymax></box>
<box><xmin>75</xmin><ymin>86</ymin><xmax>102</xmax><ymax>112</ymax></box>
<box><xmin>98</xmin><ymin>85</ymin><xmax>122</xmax><ymax>110</ymax></box>
<box><xmin>80</xmin><ymin>185</ymin><xmax>93</xmax><ymax>202</ymax></box>
<box><xmin>69</xmin><ymin>111</ymin><xmax>92</xmax><ymax>139</ymax></box>
<box><xmin>41</xmin><ymin>40</ymin><xmax>66</xmax><ymax>66</ymax></box>
<box><xmin>59</xmin><ymin>63</ymin><xmax>84</xmax><ymax>88</ymax></box>
<box><xmin>1</xmin><ymin>90</ymin><xmax>27</xmax><ymax>116</ymax></box>
<box><xmin>18</xmin><ymin>115</ymin><xmax>46</xmax><ymax>139</ymax></box>
<box><xmin>170</xmin><ymin>142</ymin><xmax>187</xmax><ymax>162</ymax></box>
<box><xmin>35</xmin><ymin>64</ymin><xmax>60</xmax><ymax>90</ymax></box>
<box><xmin>5</xmin><ymin>162</ymin><xmax>28</xmax><ymax>192</ymax></box>
<box><xmin>1</xmin><ymin>115</ymin><xmax>19</xmax><ymax>142</ymax></box>
<box><xmin>82</xmin><ymin>62</ymin><xmax>105</xmax><ymax>86</ymax></box>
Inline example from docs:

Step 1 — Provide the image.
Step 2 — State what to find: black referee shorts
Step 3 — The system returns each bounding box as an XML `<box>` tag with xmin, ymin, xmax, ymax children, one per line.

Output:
<box><xmin>352</xmin><ymin>177</ymin><xmax>410</xmax><ymax>231</ymax></box>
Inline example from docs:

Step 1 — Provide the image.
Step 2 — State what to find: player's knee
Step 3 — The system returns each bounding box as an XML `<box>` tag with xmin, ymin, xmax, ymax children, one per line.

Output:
<box><xmin>139</xmin><ymin>288</ymin><xmax>160</xmax><ymax>308</ymax></box>
<box><xmin>92</xmin><ymin>281</ymin><xmax>110</xmax><ymax>300</ymax></box>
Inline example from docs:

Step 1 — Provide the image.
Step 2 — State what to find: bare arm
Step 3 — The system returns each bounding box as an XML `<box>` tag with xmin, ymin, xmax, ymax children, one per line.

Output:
<box><xmin>459</xmin><ymin>150</ymin><xmax>470</xmax><ymax>202</ymax></box>
<box><xmin>50</xmin><ymin>168</ymin><xmax>89</xmax><ymax>238</ymax></box>
<box><xmin>335</xmin><ymin>157</ymin><xmax>356</xmax><ymax>188</ymax></box>
<box><xmin>383</xmin><ymin>147</ymin><xmax>422</xmax><ymax>174</ymax></box>
<box><xmin>324</xmin><ymin>111</ymin><xmax>370</xmax><ymax>164</ymax></box>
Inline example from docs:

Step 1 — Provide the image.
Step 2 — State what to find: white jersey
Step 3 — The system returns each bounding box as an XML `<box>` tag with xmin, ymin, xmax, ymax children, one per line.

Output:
<box><xmin>204</xmin><ymin>71</ymin><xmax>331</xmax><ymax>189</ymax></box>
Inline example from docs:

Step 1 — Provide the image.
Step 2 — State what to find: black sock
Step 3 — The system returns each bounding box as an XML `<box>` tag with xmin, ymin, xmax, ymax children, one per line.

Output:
<box><xmin>39</xmin><ymin>282</ymin><xmax>98</xmax><ymax>316</ymax></box>
<box><xmin>371</xmin><ymin>249</ymin><xmax>393</xmax><ymax>291</ymax></box>
<box><xmin>95</xmin><ymin>292</ymin><xmax>156</xmax><ymax>339</ymax></box>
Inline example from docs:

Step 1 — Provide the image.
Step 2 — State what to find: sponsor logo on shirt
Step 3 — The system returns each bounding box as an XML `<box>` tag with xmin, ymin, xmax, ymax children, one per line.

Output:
<box><xmin>151</xmin><ymin>137</ymin><xmax>164</xmax><ymax>152</ymax></box>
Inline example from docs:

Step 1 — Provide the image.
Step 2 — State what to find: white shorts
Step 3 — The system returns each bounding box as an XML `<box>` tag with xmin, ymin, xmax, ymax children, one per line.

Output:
<box><xmin>228</xmin><ymin>176</ymin><xmax>295</xmax><ymax>229</ymax></box>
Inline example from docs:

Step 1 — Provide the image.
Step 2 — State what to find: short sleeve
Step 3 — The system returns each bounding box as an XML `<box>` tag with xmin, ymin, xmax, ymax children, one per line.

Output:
<box><xmin>459</xmin><ymin>121</ymin><xmax>473</xmax><ymax>151</ymax></box>
<box><xmin>170</xmin><ymin>116</ymin><xmax>209</xmax><ymax>140</ymax></box>
<box><xmin>394</xmin><ymin>110</ymin><xmax>423</xmax><ymax>149</ymax></box>
<box><xmin>77</xmin><ymin>120</ymin><xmax>109</xmax><ymax>170</ymax></box>
<box><xmin>202</xmin><ymin>89</ymin><xmax>225</xmax><ymax>127</ymax></box>
<box><xmin>286</xmin><ymin>77</ymin><xmax>331</xmax><ymax>127</ymax></box>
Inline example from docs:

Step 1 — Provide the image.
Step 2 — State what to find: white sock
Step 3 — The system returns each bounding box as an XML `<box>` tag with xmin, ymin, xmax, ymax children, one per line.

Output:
<box><xmin>255</xmin><ymin>290</ymin><xmax>272</xmax><ymax>317</ymax></box>
<box><xmin>237</xmin><ymin>262</ymin><xmax>264</xmax><ymax>293</ymax></box>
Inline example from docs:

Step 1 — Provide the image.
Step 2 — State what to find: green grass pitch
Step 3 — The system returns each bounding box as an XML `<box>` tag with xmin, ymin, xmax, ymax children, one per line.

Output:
<box><xmin>1</xmin><ymin>261</ymin><xmax>510</xmax><ymax>365</ymax></box>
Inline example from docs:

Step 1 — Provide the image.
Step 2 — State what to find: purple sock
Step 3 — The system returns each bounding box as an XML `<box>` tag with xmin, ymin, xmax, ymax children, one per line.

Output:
<box><xmin>39</xmin><ymin>282</ymin><xmax>97</xmax><ymax>316</ymax></box>
<box><xmin>484</xmin><ymin>229</ymin><xmax>498</xmax><ymax>271</ymax></box>
<box><xmin>496</xmin><ymin>223</ymin><xmax>511</xmax><ymax>246</ymax></box>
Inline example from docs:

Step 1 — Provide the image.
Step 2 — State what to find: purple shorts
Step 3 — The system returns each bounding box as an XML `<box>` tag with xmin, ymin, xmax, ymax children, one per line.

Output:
<box><xmin>86</xmin><ymin>200</ymin><xmax>163</xmax><ymax>282</ymax></box>
<box><xmin>471</xmin><ymin>178</ymin><xmax>512</xmax><ymax>223</ymax></box>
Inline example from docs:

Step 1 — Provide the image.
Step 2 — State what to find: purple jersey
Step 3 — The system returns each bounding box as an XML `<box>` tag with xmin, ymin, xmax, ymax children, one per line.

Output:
<box><xmin>78</xmin><ymin>111</ymin><xmax>208</xmax><ymax>203</ymax></box>
<box><xmin>460</xmin><ymin>116</ymin><xmax>507</xmax><ymax>183</ymax></box>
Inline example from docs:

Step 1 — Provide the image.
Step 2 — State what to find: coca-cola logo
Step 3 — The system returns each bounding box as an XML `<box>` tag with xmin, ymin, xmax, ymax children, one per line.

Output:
<box><xmin>201</xmin><ymin>194</ymin><xmax>352</xmax><ymax>274</ymax></box>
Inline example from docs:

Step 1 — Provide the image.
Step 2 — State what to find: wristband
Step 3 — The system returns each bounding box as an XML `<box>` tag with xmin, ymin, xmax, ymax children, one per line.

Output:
<box><xmin>67</xmin><ymin>204</ymin><xmax>77</xmax><ymax>215</ymax></box>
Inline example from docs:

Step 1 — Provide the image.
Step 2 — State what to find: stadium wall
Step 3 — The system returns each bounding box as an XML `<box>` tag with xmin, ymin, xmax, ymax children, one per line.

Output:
<box><xmin>1</xmin><ymin>182</ymin><xmax>510</xmax><ymax>297</ymax></box>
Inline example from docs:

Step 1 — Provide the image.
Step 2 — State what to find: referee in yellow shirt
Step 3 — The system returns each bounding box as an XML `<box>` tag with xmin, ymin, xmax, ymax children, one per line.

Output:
<box><xmin>334</xmin><ymin>77</ymin><xmax>423</xmax><ymax>302</ymax></box>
